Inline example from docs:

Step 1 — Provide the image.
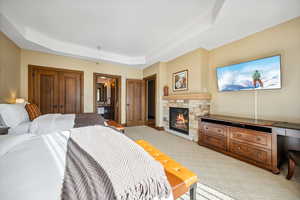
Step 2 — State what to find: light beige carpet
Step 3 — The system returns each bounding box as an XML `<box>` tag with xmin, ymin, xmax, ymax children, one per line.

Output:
<box><xmin>180</xmin><ymin>183</ymin><xmax>234</xmax><ymax>200</ymax></box>
<box><xmin>125</xmin><ymin>126</ymin><xmax>300</xmax><ymax>200</ymax></box>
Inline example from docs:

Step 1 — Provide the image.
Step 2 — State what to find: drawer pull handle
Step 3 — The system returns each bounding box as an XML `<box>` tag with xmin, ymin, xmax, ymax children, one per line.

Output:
<box><xmin>217</xmin><ymin>129</ymin><xmax>222</xmax><ymax>132</ymax></box>
<box><xmin>256</xmin><ymin>137</ymin><xmax>261</xmax><ymax>141</ymax></box>
<box><xmin>257</xmin><ymin>152</ymin><xmax>261</xmax><ymax>157</ymax></box>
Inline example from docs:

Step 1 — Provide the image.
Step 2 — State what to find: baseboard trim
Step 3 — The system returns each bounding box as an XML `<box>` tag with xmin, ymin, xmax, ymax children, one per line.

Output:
<box><xmin>154</xmin><ymin>126</ymin><xmax>164</xmax><ymax>131</ymax></box>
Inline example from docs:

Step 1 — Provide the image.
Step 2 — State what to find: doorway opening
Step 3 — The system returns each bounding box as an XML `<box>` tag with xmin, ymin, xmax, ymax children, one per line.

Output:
<box><xmin>93</xmin><ymin>73</ymin><xmax>121</xmax><ymax>123</ymax></box>
<box><xmin>144</xmin><ymin>74</ymin><xmax>157</xmax><ymax>127</ymax></box>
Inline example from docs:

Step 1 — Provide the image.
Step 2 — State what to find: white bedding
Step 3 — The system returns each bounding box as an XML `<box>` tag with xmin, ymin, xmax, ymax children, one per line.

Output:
<box><xmin>30</xmin><ymin>114</ymin><xmax>75</xmax><ymax>135</ymax></box>
<box><xmin>8</xmin><ymin>121</ymin><xmax>32</xmax><ymax>135</ymax></box>
<box><xmin>0</xmin><ymin>134</ymin><xmax>67</xmax><ymax>200</ymax></box>
<box><xmin>7</xmin><ymin>114</ymin><xmax>75</xmax><ymax>135</ymax></box>
<box><xmin>0</xmin><ymin>131</ymin><xmax>173</xmax><ymax>200</ymax></box>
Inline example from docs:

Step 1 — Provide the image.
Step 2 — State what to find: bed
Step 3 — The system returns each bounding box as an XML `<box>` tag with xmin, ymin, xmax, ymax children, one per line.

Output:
<box><xmin>0</xmin><ymin>126</ymin><xmax>173</xmax><ymax>200</ymax></box>
<box><xmin>0</xmin><ymin>103</ymin><xmax>106</xmax><ymax>135</ymax></box>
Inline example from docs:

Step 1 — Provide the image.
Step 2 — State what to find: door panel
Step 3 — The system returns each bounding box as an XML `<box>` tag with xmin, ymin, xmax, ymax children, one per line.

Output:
<box><xmin>33</xmin><ymin>69</ymin><xmax>59</xmax><ymax>114</ymax></box>
<box><xmin>126</xmin><ymin>79</ymin><xmax>146</xmax><ymax>126</ymax></box>
<box><xmin>40</xmin><ymin>74</ymin><xmax>56</xmax><ymax>114</ymax></box>
<box><xmin>59</xmin><ymin>72</ymin><xmax>82</xmax><ymax>114</ymax></box>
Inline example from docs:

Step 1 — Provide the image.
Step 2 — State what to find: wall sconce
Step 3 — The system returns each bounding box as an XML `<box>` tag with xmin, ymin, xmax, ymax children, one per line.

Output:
<box><xmin>15</xmin><ymin>98</ymin><xmax>25</xmax><ymax>104</ymax></box>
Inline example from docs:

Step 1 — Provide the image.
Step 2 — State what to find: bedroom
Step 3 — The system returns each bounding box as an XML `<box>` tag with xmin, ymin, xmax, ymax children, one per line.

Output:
<box><xmin>1</xmin><ymin>0</ymin><xmax>300</xmax><ymax>200</ymax></box>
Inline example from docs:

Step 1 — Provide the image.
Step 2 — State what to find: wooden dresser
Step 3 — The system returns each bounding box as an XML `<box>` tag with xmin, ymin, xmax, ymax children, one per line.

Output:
<box><xmin>198</xmin><ymin>115</ymin><xmax>280</xmax><ymax>173</ymax></box>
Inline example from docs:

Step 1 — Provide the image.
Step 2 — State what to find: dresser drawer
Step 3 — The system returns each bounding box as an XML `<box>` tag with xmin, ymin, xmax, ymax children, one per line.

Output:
<box><xmin>229</xmin><ymin>141</ymin><xmax>271</xmax><ymax>165</ymax></box>
<box><xmin>202</xmin><ymin>123</ymin><xmax>227</xmax><ymax>138</ymax></box>
<box><xmin>230</xmin><ymin>127</ymin><xmax>271</xmax><ymax>149</ymax></box>
<box><xmin>202</xmin><ymin>134</ymin><xmax>227</xmax><ymax>151</ymax></box>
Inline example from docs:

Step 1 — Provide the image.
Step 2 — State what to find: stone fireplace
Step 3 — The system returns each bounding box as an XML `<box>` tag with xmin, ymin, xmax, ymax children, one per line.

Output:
<box><xmin>169</xmin><ymin>107</ymin><xmax>189</xmax><ymax>135</ymax></box>
<box><xmin>163</xmin><ymin>93</ymin><xmax>211</xmax><ymax>141</ymax></box>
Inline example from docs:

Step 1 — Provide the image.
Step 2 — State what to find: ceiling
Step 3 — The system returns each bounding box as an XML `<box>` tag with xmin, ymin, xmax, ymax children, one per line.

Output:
<box><xmin>1</xmin><ymin>0</ymin><xmax>300</xmax><ymax>67</ymax></box>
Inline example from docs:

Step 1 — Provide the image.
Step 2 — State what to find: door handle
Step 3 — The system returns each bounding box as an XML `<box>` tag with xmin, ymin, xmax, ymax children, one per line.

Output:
<box><xmin>53</xmin><ymin>105</ymin><xmax>58</xmax><ymax>108</ymax></box>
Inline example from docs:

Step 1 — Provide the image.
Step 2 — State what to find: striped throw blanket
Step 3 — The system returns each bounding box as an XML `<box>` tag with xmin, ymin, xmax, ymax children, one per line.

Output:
<box><xmin>61</xmin><ymin>126</ymin><xmax>171</xmax><ymax>200</ymax></box>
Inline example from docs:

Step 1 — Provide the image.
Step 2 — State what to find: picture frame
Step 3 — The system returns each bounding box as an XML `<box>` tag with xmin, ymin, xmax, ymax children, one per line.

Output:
<box><xmin>173</xmin><ymin>70</ymin><xmax>188</xmax><ymax>91</ymax></box>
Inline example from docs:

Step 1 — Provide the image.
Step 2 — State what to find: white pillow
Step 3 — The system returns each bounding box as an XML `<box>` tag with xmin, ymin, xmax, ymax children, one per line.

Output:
<box><xmin>0</xmin><ymin>104</ymin><xmax>29</xmax><ymax>128</ymax></box>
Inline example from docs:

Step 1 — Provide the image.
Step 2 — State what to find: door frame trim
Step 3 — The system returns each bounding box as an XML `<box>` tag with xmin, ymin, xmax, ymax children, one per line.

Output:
<box><xmin>143</xmin><ymin>74</ymin><xmax>157</xmax><ymax>127</ymax></box>
<box><xmin>28</xmin><ymin>65</ymin><xmax>84</xmax><ymax>113</ymax></box>
<box><xmin>93</xmin><ymin>73</ymin><xmax>122</xmax><ymax>123</ymax></box>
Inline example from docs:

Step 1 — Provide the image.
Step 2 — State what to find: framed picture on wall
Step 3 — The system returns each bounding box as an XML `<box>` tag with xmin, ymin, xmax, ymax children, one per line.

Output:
<box><xmin>173</xmin><ymin>70</ymin><xmax>188</xmax><ymax>91</ymax></box>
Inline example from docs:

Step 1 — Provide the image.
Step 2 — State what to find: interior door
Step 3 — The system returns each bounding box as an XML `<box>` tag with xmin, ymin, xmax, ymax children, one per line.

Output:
<box><xmin>126</xmin><ymin>79</ymin><xmax>146</xmax><ymax>126</ymax></box>
<box><xmin>59</xmin><ymin>72</ymin><xmax>82</xmax><ymax>114</ymax></box>
<box><xmin>31</xmin><ymin>69</ymin><xmax>59</xmax><ymax>114</ymax></box>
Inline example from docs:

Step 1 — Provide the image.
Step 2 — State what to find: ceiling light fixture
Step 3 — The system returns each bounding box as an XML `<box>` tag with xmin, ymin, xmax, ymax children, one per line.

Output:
<box><xmin>96</xmin><ymin>45</ymin><xmax>102</xmax><ymax>65</ymax></box>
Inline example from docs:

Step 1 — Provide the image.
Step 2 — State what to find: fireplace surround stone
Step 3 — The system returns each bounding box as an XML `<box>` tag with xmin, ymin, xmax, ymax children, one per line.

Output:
<box><xmin>163</xmin><ymin>98</ymin><xmax>210</xmax><ymax>141</ymax></box>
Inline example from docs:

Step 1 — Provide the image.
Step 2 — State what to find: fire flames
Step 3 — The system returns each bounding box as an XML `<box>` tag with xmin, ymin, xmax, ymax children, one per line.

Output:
<box><xmin>176</xmin><ymin>114</ymin><xmax>186</xmax><ymax>123</ymax></box>
<box><xmin>175</xmin><ymin>113</ymin><xmax>187</xmax><ymax>129</ymax></box>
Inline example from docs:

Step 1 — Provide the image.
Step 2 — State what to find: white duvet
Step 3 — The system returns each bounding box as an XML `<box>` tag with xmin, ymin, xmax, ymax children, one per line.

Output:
<box><xmin>0</xmin><ymin>129</ymin><xmax>173</xmax><ymax>200</ymax></box>
<box><xmin>8</xmin><ymin>114</ymin><xmax>75</xmax><ymax>135</ymax></box>
<box><xmin>29</xmin><ymin>114</ymin><xmax>75</xmax><ymax>135</ymax></box>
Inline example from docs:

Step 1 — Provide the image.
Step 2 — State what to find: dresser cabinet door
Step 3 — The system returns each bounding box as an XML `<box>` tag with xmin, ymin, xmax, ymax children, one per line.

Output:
<box><xmin>202</xmin><ymin>122</ymin><xmax>227</xmax><ymax>138</ymax></box>
<box><xmin>202</xmin><ymin>134</ymin><xmax>227</xmax><ymax>151</ymax></box>
<box><xmin>200</xmin><ymin>122</ymin><xmax>228</xmax><ymax>151</ymax></box>
<box><xmin>229</xmin><ymin>141</ymin><xmax>271</xmax><ymax>165</ymax></box>
<box><xmin>230</xmin><ymin>127</ymin><xmax>272</xmax><ymax>149</ymax></box>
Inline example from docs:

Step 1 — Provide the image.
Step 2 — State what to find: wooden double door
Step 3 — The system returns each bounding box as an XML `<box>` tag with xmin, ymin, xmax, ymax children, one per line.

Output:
<box><xmin>28</xmin><ymin>65</ymin><xmax>83</xmax><ymax>114</ymax></box>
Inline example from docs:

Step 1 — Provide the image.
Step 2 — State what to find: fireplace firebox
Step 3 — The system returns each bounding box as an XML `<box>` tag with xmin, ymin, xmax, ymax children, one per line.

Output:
<box><xmin>169</xmin><ymin>107</ymin><xmax>189</xmax><ymax>135</ymax></box>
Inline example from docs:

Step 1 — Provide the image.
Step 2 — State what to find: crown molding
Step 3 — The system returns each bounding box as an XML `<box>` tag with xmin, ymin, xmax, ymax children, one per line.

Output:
<box><xmin>0</xmin><ymin>13</ymin><xmax>146</xmax><ymax>66</ymax></box>
<box><xmin>0</xmin><ymin>1</ymin><xmax>225</xmax><ymax>68</ymax></box>
<box><xmin>5</xmin><ymin>0</ymin><xmax>297</xmax><ymax>69</ymax></box>
<box><xmin>143</xmin><ymin>0</ymin><xmax>225</xmax><ymax>68</ymax></box>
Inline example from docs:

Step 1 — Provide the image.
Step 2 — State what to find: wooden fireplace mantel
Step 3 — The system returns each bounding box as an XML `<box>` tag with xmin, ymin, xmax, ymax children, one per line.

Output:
<box><xmin>162</xmin><ymin>93</ymin><xmax>211</xmax><ymax>100</ymax></box>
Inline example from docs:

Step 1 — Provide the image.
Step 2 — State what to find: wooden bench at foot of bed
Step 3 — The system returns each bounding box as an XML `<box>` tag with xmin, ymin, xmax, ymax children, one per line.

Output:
<box><xmin>136</xmin><ymin>140</ymin><xmax>198</xmax><ymax>200</ymax></box>
<box><xmin>105</xmin><ymin>120</ymin><xmax>125</xmax><ymax>133</ymax></box>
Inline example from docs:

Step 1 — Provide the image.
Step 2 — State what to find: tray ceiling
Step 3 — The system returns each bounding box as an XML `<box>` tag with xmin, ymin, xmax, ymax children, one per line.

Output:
<box><xmin>0</xmin><ymin>0</ymin><xmax>300</xmax><ymax>67</ymax></box>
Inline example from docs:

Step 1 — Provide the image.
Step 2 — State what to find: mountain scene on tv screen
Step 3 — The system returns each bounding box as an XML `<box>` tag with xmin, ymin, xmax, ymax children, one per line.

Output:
<box><xmin>217</xmin><ymin>56</ymin><xmax>281</xmax><ymax>92</ymax></box>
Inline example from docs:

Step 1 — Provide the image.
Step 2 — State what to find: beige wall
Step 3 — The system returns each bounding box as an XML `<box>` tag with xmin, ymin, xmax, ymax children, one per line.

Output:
<box><xmin>143</xmin><ymin>62</ymin><xmax>167</xmax><ymax>126</ymax></box>
<box><xmin>20</xmin><ymin>50</ymin><xmax>143</xmax><ymax>123</ymax></box>
<box><xmin>143</xmin><ymin>49</ymin><xmax>210</xmax><ymax>126</ymax></box>
<box><xmin>3</xmin><ymin>16</ymin><xmax>300</xmax><ymax>125</ymax></box>
<box><xmin>166</xmin><ymin>48</ymin><xmax>209</xmax><ymax>94</ymax></box>
<box><xmin>144</xmin><ymin>17</ymin><xmax>300</xmax><ymax>124</ymax></box>
<box><xmin>0</xmin><ymin>31</ymin><xmax>21</xmax><ymax>103</ymax></box>
<box><xmin>208</xmin><ymin>17</ymin><xmax>300</xmax><ymax>123</ymax></box>
<box><xmin>143</xmin><ymin>48</ymin><xmax>210</xmax><ymax>126</ymax></box>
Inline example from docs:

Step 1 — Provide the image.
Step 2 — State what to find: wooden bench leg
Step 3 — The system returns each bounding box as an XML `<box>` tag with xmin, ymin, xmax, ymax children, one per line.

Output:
<box><xmin>189</xmin><ymin>183</ymin><xmax>197</xmax><ymax>200</ymax></box>
<box><xmin>287</xmin><ymin>156</ymin><xmax>296</xmax><ymax>180</ymax></box>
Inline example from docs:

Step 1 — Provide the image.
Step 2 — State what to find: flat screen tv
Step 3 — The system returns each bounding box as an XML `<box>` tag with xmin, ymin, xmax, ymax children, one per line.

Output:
<box><xmin>216</xmin><ymin>55</ymin><xmax>281</xmax><ymax>92</ymax></box>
